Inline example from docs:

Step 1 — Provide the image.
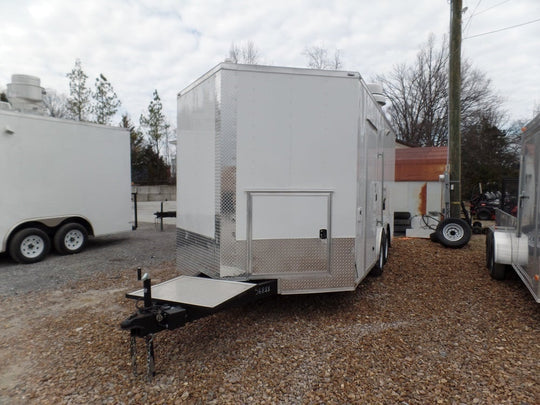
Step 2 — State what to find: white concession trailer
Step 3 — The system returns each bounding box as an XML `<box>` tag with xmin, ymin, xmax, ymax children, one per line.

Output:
<box><xmin>486</xmin><ymin>113</ymin><xmax>540</xmax><ymax>303</ymax></box>
<box><xmin>0</xmin><ymin>74</ymin><xmax>132</xmax><ymax>264</ymax></box>
<box><xmin>174</xmin><ymin>63</ymin><xmax>395</xmax><ymax>293</ymax></box>
<box><xmin>123</xmin><ymin>63</ymin><xmax>395</xmax><ymax>370</ymax></box>
<box><xmin>122</xmin><ymin>63</ymin><xmax>395</xmax><ymax>377</ymax></box>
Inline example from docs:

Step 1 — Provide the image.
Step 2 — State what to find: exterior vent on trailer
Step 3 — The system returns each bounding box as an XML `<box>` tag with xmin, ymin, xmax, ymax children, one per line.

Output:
<box><xmin>366</xmin><ymin>83</ymin><xmax>386</xmax><ymax>106</ymax></box>
<box><xmin>6</xmin><ymin>74</ymin><xmax>47</xmax><ymax>116</ymax></box>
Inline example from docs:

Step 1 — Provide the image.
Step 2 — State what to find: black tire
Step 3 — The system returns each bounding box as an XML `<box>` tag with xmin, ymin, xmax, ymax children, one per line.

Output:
<box><xmin>477</xmin><ymin>208</ymin><xmax>492</xmax><ymax>221</ymax></box>
<box><xmin>435</xmin><ymin>218</ymin><xmax>471</xmax><ymax>249</ymax></box>
<box><xmin>472</xmin><ymin>221</ymin><xmax>483</xmax><ymax>234</ymax></box>
<box><xmin>383</xmin><ymin>230</ymin><xmax>390</xmax><ymax>263</ymax></box>
<box><xmin>9</xmin><ymin>228</ymin><xmax>51</xmax><ymax>264</ymax></box>
<box><xmin>370</xmin><ymin>231</ymin><xmax>386</xmax><ymax>277</ymax></box>
<box><xmin>54</xmin><ymin>223</ymin><xmax>88</xmax><ymax>255</ymax></box>
<box><xmin>429</xmin><ymin>232</ymin><xmax>439</xmax><ymax>243</ymax></box>
<box><xmin>485</xmin><ymin>228</ymin><xmax>493</xmax><ymax>269</ymax></box>
<box><xmin>487</xmin><ymin>231</ymin><xmax>507</xmax><ymax>280</ymax></box>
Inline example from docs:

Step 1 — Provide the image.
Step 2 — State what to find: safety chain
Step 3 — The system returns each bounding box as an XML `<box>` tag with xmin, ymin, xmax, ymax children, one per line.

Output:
<box><xmin>145</xmin><ymin>334</ymin><xmax>155</xmax><ymax>382</ymax></box>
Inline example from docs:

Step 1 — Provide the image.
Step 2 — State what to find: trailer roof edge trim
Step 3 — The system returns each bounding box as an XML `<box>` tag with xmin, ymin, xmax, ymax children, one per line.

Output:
<box><xmin>177</xmin><ymin>62</ymin><xmax>362</xmax><ymax>97</ymax></box>
<box><xmin>0</xmin><ymin>108</ymin><xmax>127</xmax><ymax>133</ymax></box>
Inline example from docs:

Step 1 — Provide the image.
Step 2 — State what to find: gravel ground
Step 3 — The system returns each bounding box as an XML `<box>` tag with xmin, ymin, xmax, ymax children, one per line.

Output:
<box><xmin>0</xmin><ymin>234</ymin><xmax>539</xmax><ymax>404</ymax></box>
<box><xmin>0</xmin><ymin>220</ymin><xmax>176</xmax><ymax>296</ymax></box>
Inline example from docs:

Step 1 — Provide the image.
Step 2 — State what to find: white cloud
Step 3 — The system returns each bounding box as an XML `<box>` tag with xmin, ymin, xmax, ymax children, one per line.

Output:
<box><xmin>1</xmin><ymin>0</ymin><xmax>538</xmax><ymax>125</ymax></box>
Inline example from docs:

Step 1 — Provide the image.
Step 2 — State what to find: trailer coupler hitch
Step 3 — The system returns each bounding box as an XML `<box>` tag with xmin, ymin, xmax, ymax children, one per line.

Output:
<box><xmin>120</xmin><ymin>268</ymin><xmax>186</xmax><ymax>381</ymax></box>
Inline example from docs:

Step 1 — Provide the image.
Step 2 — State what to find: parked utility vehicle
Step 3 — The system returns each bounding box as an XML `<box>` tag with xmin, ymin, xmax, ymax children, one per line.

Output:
<box><xmin>0</xmin><ymin>74</ymin><xmax>132</xmax><ymax>264</ymax></box>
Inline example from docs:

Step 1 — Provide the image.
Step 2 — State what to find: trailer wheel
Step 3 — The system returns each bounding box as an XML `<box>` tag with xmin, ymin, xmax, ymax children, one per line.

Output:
<box><xmin>435</xmin><ymin>218</ymin><xmax>471</xmax><ymax>248</ymax></box>
<box><xmin>487</xmin><ymin>231</ymin><xmax>507</xmax><ymax>280</ymax></box>
<box><xmin>383</xmin><ymin>230</ymin><xmax>390</xmax><ymax>264</ymax></box>
<box><xmin>472</xmin><ymin>221</ymin><xmax>483</xmax><ymax>234</ymax></box>
<box><xmin>370</xmin><ymin>231</ymin><xmax>386</xmax><ymax>277</ymax></box>
<box><xmin>54</xmin><ymin>223</ymin><xmax>88</xmax><ymax>255</ymax></box>
<box><xmin>485</xmin><ymin>228</ymin><xmax>493</xmax><ymax>268</ymax></box>
<box><xmin>9</xmin><ymin>228</ymin><xmax>51</xmax><ymax>264</ymax></box>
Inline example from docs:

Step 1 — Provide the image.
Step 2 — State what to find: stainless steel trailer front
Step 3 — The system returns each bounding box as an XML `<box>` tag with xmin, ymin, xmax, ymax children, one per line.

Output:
<box><xmin>175</xmin><ymin>63</ymin><xmax>395</xmax><ymax>294</ymax></box>
<box><xmin>487</xmin><ymin>113</ymin><xmax>540</xmax><ymax>302</ymax></box>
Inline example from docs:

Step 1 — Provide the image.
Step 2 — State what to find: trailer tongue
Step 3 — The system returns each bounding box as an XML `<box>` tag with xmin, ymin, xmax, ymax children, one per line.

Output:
<box><xmin>121</xmin><ymin>271</ymin><xmax>277</xmax><ymax>379</ymax></box>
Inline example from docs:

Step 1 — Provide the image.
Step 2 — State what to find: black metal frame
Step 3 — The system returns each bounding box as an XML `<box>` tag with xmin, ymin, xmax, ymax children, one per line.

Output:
<box><xmin>120</xmin><ymin>270</ymin><xmax>277</xmax><ymax>380</ymax></box>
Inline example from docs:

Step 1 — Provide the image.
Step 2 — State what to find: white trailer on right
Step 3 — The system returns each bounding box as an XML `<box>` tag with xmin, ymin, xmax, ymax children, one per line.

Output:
<box><xmin>486</xmin><ymin>113</ymin><xmax>540</xmax><ymax>303</ymax></box>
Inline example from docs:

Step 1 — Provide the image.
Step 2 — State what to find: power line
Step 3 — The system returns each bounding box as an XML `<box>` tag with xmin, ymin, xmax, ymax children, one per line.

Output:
<box><xmin>463</xmin><ymin>0</ymin><xmax>482</xmax><ymax>36</ymax></box>
<box><xmin>464</xmin><ymin>17</ymin><xmax>540</xmax><ymax>39</ymax></box>
<box><xmin>472</xmin><ymin>0</ymin><xmax>511</xmax><ymax>16</ymax></box>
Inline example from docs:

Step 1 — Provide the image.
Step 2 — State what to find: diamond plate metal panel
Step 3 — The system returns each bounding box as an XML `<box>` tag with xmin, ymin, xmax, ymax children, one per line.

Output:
<box><xmin>279</xmin><ymin>238</ymin><xmax>356</xmax><ymax>293</ymax></box>
<box><xmin>176</xmin><ymin>228</ymin><xmax>219</xmax><ymax>277</ymax></box>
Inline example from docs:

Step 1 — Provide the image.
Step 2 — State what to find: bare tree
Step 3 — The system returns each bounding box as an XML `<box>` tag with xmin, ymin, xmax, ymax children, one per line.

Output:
<box><xmin>376</xmin><ymin>35</ymin><xmax>504</xmax><ymax>146</ymax></box>
<box><xmin>303</xmin><ymin>45</ymin><xmax>343</xmax><ymax>70</ymax></box>
<box><xmin>242</xmin><ymin>41</ymin><xmax>259</xmax><ymax>64</ymax></box>
<box><xmin>228</xmin><ymin>43</ymin><xmax>240</xmax><ymax>63</ymax></box>
<box><xmin>42</xmin><ymin>89</ymin><xmax>69</xmax><ymax>119</ymax></box>
<box><xmin>228</xmin><ymin>41</ymin><xmax>260</xmax><ymax>64</ymax></box>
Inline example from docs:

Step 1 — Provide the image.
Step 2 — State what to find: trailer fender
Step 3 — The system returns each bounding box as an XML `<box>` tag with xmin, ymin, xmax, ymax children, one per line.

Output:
<box><xmin>492</xmin><ymin>229</ymin><xmax>528</xmax><ymax>266</ymax></box>
<box><xmin>375</xmin><ymin>227</ymin><xmax>384</xmax><ymax>259</ymax></box>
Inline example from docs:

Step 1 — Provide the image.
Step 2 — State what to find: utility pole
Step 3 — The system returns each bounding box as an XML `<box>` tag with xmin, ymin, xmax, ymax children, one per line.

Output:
<box><xmin>448</xmin><ymin>0</ymin><xmax>462</xmax><ymax>218</ymax></box>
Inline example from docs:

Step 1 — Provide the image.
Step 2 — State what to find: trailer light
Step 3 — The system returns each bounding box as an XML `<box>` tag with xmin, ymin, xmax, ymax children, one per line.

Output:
<box><xmin>534</xmin><ymin>275</ymin><xmax>539</xmax><ymax>281</ymax></box>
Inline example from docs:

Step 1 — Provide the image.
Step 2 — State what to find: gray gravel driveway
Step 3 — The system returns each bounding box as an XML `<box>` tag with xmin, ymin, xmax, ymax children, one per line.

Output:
<box><xmin>0</xmin><ymin>222</ymin><xmax>176</xmax><ymax>297</ymax></box>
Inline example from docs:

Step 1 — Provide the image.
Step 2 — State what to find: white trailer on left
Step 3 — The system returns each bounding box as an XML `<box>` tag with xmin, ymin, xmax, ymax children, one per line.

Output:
<box><xmin>0</xmin><ymin>74</ymin><xmax>132</xmax><ymax>264</ymax></box>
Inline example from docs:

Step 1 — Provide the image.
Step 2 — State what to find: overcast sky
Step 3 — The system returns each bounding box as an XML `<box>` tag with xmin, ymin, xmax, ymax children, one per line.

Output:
<box><xmin>1</xmin><ymin>0</ymin><xmax>538</xmax><ymax>129</ymax></box>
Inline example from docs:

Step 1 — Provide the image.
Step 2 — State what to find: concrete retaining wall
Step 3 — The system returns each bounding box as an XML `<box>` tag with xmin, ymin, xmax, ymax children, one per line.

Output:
<box><xmin>132</xmin><ymin>185</ymin><xmax>176</xmax><ymax>202</ymax></box>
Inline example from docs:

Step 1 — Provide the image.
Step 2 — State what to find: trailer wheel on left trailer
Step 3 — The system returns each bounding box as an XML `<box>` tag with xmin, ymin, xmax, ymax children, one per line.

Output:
<box><xmin>8</xmin><ymin>227</ymin><xmax>51</xmax><ymax>264</ymax></box>
<box><xmin>54</xmin><ymin>223</ymin><xmax>88</xmax><ymax>254</ymax></box>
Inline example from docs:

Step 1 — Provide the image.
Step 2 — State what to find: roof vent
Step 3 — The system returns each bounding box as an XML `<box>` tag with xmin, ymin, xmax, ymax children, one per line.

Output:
<box><xmin>6</xmin><ymin>74</ymin><xmax>47</xmax><ymax>115</ymax></box>
<box><xmin>366</xmin><ymin>83</ymin><xmax>386</xmax><ymax>106</ymax></box>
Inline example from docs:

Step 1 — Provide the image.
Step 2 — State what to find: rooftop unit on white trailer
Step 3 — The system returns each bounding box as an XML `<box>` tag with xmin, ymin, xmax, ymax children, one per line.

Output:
<box><xmin>486</xmin><ymin>113</ymin><xmax>540</xmax><ymax>302</ymax></box>
<box><xmin>122</xmin><ymin>63</ymin><xmax>395</xmax><ymax>377</ymax></box>
<box><xmin>0</xmin><ymin>74</ymin><xmax>132</xmax><ymax>263</ymax></box>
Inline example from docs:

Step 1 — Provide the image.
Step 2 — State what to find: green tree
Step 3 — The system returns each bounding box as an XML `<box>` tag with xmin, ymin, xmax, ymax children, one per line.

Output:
<box><xmin>133</xmin><ymin>145</ymin><xmax>171</xmax><ymax>184</ymax></box>
<box><xmin>93</xmin><ymin>74</ymin><xmax>121</xmax><ymax>125</ymax></box>
<box><xmin>66</xmin><ymin>59</ymin><xmax>91</xmax><ymax>121</ymax></box>
<box><xmin>461</xmin><ymin>116</ymin><xmax>519</xmax><ymax>198</ymax></box>
<box><xmin>139</xmin><ymin>90</ymin><xmax>170</xmax><ymax>158</ymax></box>
<box><xmin>121</xmin><ymin>113</ymin><xmax>171</xmax><ymax>184</ymax></box>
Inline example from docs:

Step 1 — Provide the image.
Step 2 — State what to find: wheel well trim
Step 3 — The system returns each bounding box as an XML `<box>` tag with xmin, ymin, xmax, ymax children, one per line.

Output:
<box><xmin>492</xmin><ymin>229</ymin><xmax>528</xmax><ymax>266</ymax></box>
<box><xmin>375</xmin><ymin>225</ymin><xmax>388</xmax><ymax>258</ymax></box>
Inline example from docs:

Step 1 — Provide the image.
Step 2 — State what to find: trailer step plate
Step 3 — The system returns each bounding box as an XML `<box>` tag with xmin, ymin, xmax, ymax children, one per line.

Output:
<box><xmin>126</xmin><ymin>276</ymin><xmax>257</xmax><ymax>309</ymax></box>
